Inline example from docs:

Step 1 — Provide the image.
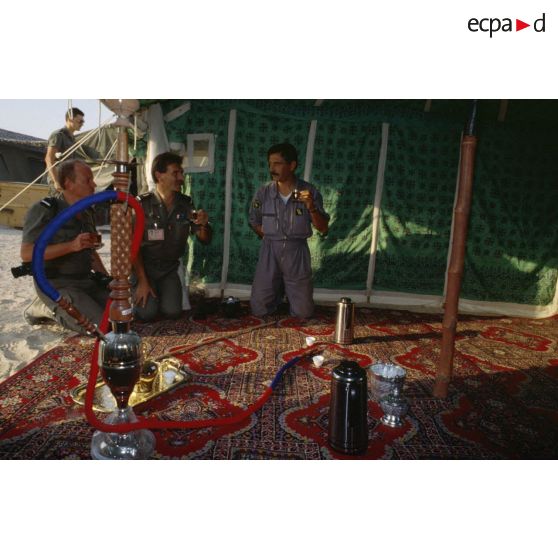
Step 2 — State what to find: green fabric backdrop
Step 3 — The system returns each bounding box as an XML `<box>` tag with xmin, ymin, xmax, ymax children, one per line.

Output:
<box><xmin>138</xmin><ymin>100</ymin><xmax>557</xmax><ymax>307</ymax></box>
<box><xmin>310</xmin><ymin>119</ymin><xmax>381</xmax><ymax>289</ymax></box>
<box><xmin>373</xmin><ymin>123</ymin><xmax>462</xmax><ymax>295</ymax></box>
<box><xmin>462</xmin><ymin>123</ymin><xmax>558</xmax><ymax>305</ymax></box>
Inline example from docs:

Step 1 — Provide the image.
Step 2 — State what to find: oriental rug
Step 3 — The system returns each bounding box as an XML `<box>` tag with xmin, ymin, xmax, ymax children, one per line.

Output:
<box><xmin>1</xmin><ymin>304</ymin><xmax>557</xmax><ymax>459</ymax></box>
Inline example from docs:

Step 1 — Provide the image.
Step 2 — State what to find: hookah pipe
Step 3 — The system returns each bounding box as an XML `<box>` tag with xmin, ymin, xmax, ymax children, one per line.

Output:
<box><xmin>31</xmin><ymin>189</ymin><xmax>311</xmax><ymax>434</ymax></box>
<box><xmin>31</xmin><ymin>189</ymin><xmax>140</xmax><ymax>342</ymax></box>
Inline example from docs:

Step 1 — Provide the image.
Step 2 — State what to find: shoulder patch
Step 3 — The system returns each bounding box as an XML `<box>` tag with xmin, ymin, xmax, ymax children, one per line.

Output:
<box><xmin>40</xmin><ymin>197</ymin><xmax>58</xmax><ymax>209</ymax></box>
<box><xmin>252</xmin><ymin>200</ymin><xmax>261</xmax><ymax>209</ymax></box>
<box><xmin>137</xmin><ymin>192</ymin><xmax>155</xmax><ymax>204</ymax></box>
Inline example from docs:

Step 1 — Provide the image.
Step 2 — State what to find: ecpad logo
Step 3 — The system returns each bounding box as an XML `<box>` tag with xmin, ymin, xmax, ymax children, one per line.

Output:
<box><xmin>468</xmin><ymin>13</ymin><xmax>546</xmax><ymax>37</ymax></box>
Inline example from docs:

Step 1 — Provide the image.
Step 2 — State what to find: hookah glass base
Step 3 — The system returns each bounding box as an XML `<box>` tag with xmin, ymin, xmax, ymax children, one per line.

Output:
<box><xmin>91</xmin><ymin>406</ymin><xmax>156</xmax><ymax>460</ymax></box>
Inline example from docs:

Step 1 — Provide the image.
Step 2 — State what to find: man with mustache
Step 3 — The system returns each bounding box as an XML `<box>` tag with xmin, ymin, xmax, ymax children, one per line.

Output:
<box><xmin>249</xmin><ymin>142</ymin><xmax>329</xmax><ymax>318</ymax></box>
<box><xmin>133</xmin><ymin>152</ymin><xmax>212</xmax><ymax>321</ymax></box>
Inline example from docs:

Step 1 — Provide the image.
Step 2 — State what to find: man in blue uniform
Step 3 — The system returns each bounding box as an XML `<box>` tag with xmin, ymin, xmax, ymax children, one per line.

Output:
<box><xmin>248</xmin><ymin>143</ymin><xmax>329</xmax><ymax>318</ymax></box>
<box><xmin>133</xmin><ymin>152</ymin><xmax>212</xmax><ymax>321</ymax></box>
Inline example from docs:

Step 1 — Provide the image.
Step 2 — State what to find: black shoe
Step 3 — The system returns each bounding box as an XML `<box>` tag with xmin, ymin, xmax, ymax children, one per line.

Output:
<box><xmin>24</xmin><ymin>297</ymin><xmax>55</xmax><ymax>325</ymax></box>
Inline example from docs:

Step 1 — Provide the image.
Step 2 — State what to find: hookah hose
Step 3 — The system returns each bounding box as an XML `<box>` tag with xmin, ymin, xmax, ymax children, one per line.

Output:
<box><xmin>32</xmin><ymin>190</ymin><xmax>144</xmax><ymax>304</ymax></box>
<box><xmin>31</xmin><ymin>189</ymin><xmax>306</xmax><ymax>434</ymax></box>
<box><xmin>87</xmin><ymin>325</ymin><xmax>303</xmax><ymax>434</ymax></box>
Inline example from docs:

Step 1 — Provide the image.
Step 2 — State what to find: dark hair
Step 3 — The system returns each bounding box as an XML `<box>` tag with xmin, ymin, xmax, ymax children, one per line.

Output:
<box><xmin>58</xmin><ymin>159</ymin><xmax>87</xmax><ymax>189</ymax></box>
<box><xmin>65</xmin><ymin>107</ymin><xmax>84</xmax><ymax>121</ymax></box>
<box><xmin>151</xmin><ymin>152</ymin><xmax>183</xmax><ymax>183</ymax></box>
<box><xmin>267</xmin><ymin>143</ymin><xmax>298</xmax><ymax>165</ymax></box>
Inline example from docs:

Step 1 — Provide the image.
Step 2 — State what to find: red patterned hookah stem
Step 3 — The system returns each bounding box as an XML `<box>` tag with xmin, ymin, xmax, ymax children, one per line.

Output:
<box><xmin>109</xmin><ymin>127</ymin><xmax>133</xmax><ymax>324</ymax></box>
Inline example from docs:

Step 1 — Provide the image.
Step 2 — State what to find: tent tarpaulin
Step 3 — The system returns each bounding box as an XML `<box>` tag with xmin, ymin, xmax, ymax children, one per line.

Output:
<box><xmin>130</xmin><ymin>100</ymin><xmax>558</xmax><ymax>318</ymax></box>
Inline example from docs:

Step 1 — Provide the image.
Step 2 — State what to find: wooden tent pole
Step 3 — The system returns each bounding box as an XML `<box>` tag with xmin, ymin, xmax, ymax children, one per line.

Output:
<box><xmin>433</xmin><ymin>101</ymin><xmax>478</xmax><ymax>398</ymax></box>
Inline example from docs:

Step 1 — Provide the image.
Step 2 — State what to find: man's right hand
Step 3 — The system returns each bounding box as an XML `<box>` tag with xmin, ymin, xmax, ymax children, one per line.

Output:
<box><xmin>134</xmin><ymin>278</ymin><xmax>157</xmax><ymax>308</ymax></box>
<box><xmin>70</xmin><ymin>233</ymin><xmax>98</xmax><ymax>252</ymax></box>
<box><xmin>252</xmin><ymin>224</ymin><xmax>264</xmax><ymax>239</ymax></box>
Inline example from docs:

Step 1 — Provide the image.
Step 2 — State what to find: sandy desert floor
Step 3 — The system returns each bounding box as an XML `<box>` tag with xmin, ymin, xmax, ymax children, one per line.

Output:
<box><xmin>0</xmin><ymin>224</ymin><xmax>111</xmax><ymax>382</ymax></box>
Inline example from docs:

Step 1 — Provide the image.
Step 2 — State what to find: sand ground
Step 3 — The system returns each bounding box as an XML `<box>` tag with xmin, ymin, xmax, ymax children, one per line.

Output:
<box><xmin>0</xmin><ymin>224</ymin><xmax>111</xmax><ymax>382</ymax></box>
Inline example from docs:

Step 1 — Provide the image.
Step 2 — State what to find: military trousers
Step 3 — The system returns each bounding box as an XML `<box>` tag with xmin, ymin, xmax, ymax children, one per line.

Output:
<box><xmin>134</xmin><ymin>268</ymin><xmax>183</xmax><ymax>322</ymax></box>
<box><xmin>250</xmin><ymin>238</ymin><xmax>314</xmax><ymax>318</ymax></box>
<box><xmin>36</xmin><ymin>277</ymin><xmax>109</xmax><ymax>333</ymax></box>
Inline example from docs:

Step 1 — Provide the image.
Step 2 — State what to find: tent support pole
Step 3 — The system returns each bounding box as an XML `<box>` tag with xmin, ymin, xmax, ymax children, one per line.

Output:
<box><xmin>433</xmin><ymin>102</ymin><xmax>478</xmax><ymax>398</ymax></box>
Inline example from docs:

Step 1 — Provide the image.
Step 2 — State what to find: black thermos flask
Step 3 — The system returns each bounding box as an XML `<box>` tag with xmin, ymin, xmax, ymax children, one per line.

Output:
<box><xmin>328</xmin><ymin>360</ymin><xmax>368</xmax><ymax>455</ymax></box>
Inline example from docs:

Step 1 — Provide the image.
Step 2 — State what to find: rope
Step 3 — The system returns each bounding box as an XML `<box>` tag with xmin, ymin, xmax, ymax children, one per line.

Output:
<box><xmin>0</xmin><ymin>116</ymin><xmax>114</xmax><ymax>213</ymax></box>
<box><xmin>93</xmin><ymin>138</ymin><xmax>118</xmax><ymax>181</ymax></box>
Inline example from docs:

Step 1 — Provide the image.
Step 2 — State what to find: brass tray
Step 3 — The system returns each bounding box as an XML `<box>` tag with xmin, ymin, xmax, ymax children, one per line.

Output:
<box><xmin>71</xmin><ymin>359</ymin><xmax>188</xmax><ymax>413</ymax></box>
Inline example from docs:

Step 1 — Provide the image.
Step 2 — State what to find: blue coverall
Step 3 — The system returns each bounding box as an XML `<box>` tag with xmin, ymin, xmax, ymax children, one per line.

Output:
<box><xmin>248</xmin><ymin>178</ymin><xmax>329</xmax><ymax>318</ymax></box>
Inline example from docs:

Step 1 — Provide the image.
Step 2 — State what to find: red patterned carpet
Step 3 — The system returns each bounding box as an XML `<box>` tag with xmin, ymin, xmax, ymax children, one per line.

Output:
<box><xmin>1</xmin><ymin>304</ymin><xmax>557</xmax><ymax>459</ymax></box>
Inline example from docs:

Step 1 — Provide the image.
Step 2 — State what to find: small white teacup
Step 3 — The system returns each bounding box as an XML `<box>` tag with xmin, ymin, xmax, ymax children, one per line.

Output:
<box><xmin>312</xmin><ymin>355</ymin><xmax>324</xmax><ymax>367</ymax></box>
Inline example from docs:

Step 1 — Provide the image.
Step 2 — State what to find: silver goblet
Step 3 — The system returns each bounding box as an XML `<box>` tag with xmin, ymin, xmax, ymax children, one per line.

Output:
<box><xmin>369</xmin><ymin>363</ymin><xmax>409</xmax><ymax>428</ymax></box>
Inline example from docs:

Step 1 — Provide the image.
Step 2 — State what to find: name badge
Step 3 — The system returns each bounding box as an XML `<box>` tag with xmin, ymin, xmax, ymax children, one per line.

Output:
<box><xmin>148</xmin><ymin>229</ymin><xmax>165</xmax><ymax>241</ymax></box>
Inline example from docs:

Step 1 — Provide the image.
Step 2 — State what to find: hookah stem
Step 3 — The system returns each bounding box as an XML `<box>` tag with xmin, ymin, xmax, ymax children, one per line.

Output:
<box><xmin>157</xmin><ymin>320</ymin><xmax>279</xmax><ymax>360</ymax></box>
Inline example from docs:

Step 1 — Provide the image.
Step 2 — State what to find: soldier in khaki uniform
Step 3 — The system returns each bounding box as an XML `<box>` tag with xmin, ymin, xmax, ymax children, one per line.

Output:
<box><xmin>249</xmin><ymin>143</ymin><xmax>329</xmax><ymax>318</ymax></box>
<box><xmin>45</xmin><ymin>107</ymin><xmax>99</xmax><ymax>194</ymax></box>
<box><xmin>21</xmin><ymin>160</ymin><xmax>109</xmax><ymax>332</ymax></box>
<box><xmin>134</xmin><ymin>152</ymin><xmax>212</xmax><ymax>321</ymax></box>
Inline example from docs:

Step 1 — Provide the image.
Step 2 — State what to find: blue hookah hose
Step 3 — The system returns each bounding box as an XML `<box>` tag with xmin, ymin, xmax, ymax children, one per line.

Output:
<box><xmin>31</xmin><ymin>190</ymin><xmax>118</xmax><ymax>302</ymax></box>
<box><xmin>271</xmin><ymin>356</ymin><xmax>301</xmax><ymax>389</ymax></box>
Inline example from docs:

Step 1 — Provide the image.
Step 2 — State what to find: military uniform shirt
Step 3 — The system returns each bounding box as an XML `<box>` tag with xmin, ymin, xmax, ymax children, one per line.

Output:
<box><xmin>46</xmin><ymin>128</ymin><xmax>99</xmax><ymax>184</ymax></box>
<box><xmin>138</xmin><ymin>191</ymin><xmax>198</xmax><ymax>278</ymax></box>
<box><xmin>22</xmin><ymin>194</ymin><xmax>97</xmax><ymax>278</ymax></box>
<box><xmin>47</xmin><ymin>127</ymin><xmax>76</xmax><ymax>156</ymax></box>
<box><xmin>248</xmin><ymin>178</ymin><xmax>329</xmax><ymax>240</ymax></box>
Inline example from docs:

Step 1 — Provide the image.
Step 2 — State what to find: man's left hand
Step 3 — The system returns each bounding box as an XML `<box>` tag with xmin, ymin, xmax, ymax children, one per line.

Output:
<box><xmin>194</xmin><ymin>209</ymin><xmax>209</xmax><ymax>226</ymax></box>
<box><xmin>298</xmin><ymin>190</ymin><xmax>316</xmax><ymax>212</ymax></box>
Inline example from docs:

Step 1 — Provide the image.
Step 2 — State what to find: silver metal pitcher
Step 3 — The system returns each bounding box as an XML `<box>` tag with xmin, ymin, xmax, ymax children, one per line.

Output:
<box><xmin>334</xmin><ymin>297</ymin><xmax>355</xmax><ymax>344</ymax></box>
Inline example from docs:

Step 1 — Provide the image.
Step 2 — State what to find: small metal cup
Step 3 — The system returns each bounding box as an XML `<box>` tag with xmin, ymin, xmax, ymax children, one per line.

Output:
<box><xmin>136</xmin><ymin>360</ymin><xmax>159</xmax><ymax>394</ymax></box>
<box><xmin>93</xmin><ymin>232</ymin><xmax>103</xmax><ymax>248</ymax></box>
<box><xmin>369</xmin><ymin>363</ymin><xmax>404</xmax><ymax>402</ymax></box>
<box><xmin>292</xmin><ymin>189</ymin><xmax>300</xmax><ymax>200</ymax></box>
<box><xmin>369</xmin><ymin>363</ymin><xmax>409</xmax><ymax>428</ymax></box>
